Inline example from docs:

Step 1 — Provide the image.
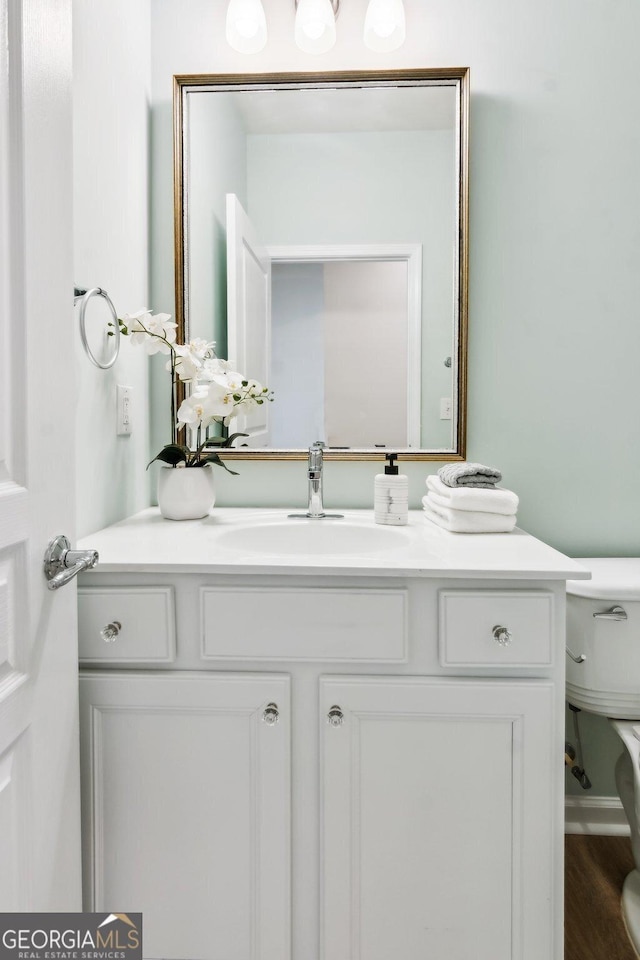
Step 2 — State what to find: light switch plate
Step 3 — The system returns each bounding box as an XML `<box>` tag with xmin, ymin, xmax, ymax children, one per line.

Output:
<box><xmin>440</xmin><ymin>398</ymin><xmax>452</xmax><ymax>420</ymax></box>
<box><xmin>117</xmin><ymin>385</ymin><xmax>133</xmax><ymax>435</ymax></box>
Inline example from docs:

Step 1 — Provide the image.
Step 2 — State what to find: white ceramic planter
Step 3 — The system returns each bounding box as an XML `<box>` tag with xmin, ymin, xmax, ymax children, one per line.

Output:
<box><xmin>157</xmin><ymin>464</ymin><xmax>216</xmax><ymax>520</ymax></box>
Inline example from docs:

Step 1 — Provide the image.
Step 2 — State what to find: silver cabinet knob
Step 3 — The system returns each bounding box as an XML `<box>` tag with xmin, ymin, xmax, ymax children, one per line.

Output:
<box><xmin>327</xmin><ymin>705</ymin><xmax>344</xmax><ymax>727</ymax></box>
<box><xmin>100</xmin><ymin>621</ymin><xmax>122</xmax><ymax>643</ymax></box>
<box><xmin>492</xmin><ymin>625</ymin><xmax>512</xmax><ymax>647</ymax></box>
<box><xmin>262</xmin><ymin>702</ymin><xmax>280</xmax><ymax>725</ymax></box>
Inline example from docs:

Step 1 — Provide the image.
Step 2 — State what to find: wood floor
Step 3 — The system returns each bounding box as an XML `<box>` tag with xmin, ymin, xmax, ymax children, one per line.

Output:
<box><xmin>565</xmin><ymin>835</ymin><xmax>638</xmax><ymax>960</ymax></box>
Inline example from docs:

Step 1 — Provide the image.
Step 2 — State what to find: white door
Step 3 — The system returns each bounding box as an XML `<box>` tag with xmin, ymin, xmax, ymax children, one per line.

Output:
<box><xmin>0</xmin><ymin>0</ymin><xmax>81</xmax><ymax>908</ymax></box>
<box><xmin>80</xmin><ymin>672</ymin><xmax>291</xmax><ymax>960</ymax></box>
<box><xmin>321</xmin><ymin>676</ymin><xmax>555</xmax><ymax>960</ymax></box>
<box><xmin>226</xmin><ymin>193</ymin><xmax>271</xmax><ymax>447</ymax></box>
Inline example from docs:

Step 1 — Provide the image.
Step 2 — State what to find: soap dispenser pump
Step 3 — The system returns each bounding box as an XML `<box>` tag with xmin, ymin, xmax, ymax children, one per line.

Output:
<box><xmin>374</xmin><ymin>453</ymin><xmax>408</xmax><ymax>525</ymax></box>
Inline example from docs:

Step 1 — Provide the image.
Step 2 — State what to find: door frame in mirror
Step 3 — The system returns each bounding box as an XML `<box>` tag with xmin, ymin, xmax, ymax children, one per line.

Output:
<box><xmin>173</xmin><ymin>68</ymin><xmax>469</xmax><ymax>462</ymax></box>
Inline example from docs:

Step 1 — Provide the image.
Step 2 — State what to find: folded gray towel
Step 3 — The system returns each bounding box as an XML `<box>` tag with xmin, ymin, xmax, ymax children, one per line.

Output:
<box><xmin>438</xmin><ymin>462</ymin><xmax>502</xmax><ymax>488</ymax></box>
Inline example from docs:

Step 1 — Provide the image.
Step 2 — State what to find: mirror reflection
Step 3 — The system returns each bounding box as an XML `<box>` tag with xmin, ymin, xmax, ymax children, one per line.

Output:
<box><xmin>175</xmin><ymin>70</ymin><xmax>469</xmax><ymax>459</ymax></box>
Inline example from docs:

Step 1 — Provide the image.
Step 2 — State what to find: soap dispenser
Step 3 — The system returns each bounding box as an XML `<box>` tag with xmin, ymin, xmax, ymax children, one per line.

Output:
<box><xmin>374</xmin><ymin>453</ymin><xmax>408</xmax><ymax>525</ymax></box>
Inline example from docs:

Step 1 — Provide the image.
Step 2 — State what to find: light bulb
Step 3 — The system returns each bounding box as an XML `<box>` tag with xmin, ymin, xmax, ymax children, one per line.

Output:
<box><xmin>363</xmin><ymin>0</ymin><xmax>405</xmax><ymax>51</ymax></box>
<box><xmin>374</xmin><ymin>19</ymin><xmax>394</xmax><ymax>38</ymax></box>
<box><xmin>295</xmin><ymin>0</ymin><xmax>337</xmax><ymax>53</ymax></box>
<box><xmin>304</xmin><ymin>21</ymin><xmax>326</xmax><ymax>40</ymax></box>
<box><xmin>235</xmin><ymin>19</ymin><xmax>259</xmax><ymax>38</ymax></box>
<box><xmin>226</xmin><ymin>0</ymin><xmax>267</xmax><ymax>54</ymax></box>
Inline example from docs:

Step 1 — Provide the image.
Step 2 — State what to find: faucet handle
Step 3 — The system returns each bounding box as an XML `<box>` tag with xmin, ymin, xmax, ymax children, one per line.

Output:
<box><xmin>308</xmin><ymin>440</ymin><xmax>325</xmax><ymax>471</ymax></box>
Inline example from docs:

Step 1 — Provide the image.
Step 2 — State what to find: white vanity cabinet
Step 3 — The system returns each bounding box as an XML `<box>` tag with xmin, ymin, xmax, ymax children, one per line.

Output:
<box><xmin>320</xmin><ymin>676</ymin><xmax>554</xmax><ymax>960</ymax></box>
<box><xmin>79</xmin><ymin>672</ymin><xmax>290</xmax><ymax>960</ymax></box>
<box><xmin>77</xmin><ymin>508</ymin><xmax>587</xmax><ymax>960</ymax></box>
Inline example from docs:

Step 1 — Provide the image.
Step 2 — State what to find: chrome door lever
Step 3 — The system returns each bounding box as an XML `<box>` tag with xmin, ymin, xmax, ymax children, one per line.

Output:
<box><xmin>44</xmin><ymin>535</ymin><xmax>99</xmax><ymax>590</ymax></box>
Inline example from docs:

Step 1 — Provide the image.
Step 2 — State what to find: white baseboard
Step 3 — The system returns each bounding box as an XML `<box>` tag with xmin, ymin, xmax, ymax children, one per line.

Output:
<box><xmin>565</xmin><ymin>795</ymin><xmax>631</xmax><ymax>835</ymax></box>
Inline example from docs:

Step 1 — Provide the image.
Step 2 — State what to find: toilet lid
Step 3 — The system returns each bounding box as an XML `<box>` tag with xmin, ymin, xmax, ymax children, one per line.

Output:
<box><xmin>567</xmin><ymin>557</ymin><xmax>640</xmax><ymax>600</ymax></box>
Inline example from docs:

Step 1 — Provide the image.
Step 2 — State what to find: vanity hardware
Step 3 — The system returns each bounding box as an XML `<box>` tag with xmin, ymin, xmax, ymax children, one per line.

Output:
<box><xmin>44</xmin><ymin>535</ymin><xmax>99</xmax><ymax>590</ymax></box>
<box><xmin>74</xmin><ymin>286</ymin><xmax>120</xmax><ymax>370</ymax></box>
<box><xmin>100</xmin><ymin>621</ymin><xmax>122</xmax><ymax>643</ymax></box>
<box><xmin>492</xmin><ymin>625</ymin><xmax>513</xmax><ymax>647</ymax></box>
<box><xmin>327</xmin><ymin>705</ymin><xmax>344</xmax><ymax>727</ymax></box>
<box><xmin>566</xmin><ymin>648</ymin><xmax>586</xmax><ymax>664</ymax></box>
<box><xmin>262</xmin><ymin>702</ymin><xmax>280</xmax><ymax>725</ymax></box>
<box><xmin>444</xmin><ymin>356</ymin><xmax>452</xmax><ymax>367</ymax></box>
<box><xmin>593</xmin><ymin>605</ymin><xmax>628</xmax><ymax>621</ymax></box>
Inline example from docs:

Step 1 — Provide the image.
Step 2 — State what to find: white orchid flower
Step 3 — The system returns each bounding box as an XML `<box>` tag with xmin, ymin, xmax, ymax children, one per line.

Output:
<box><xmin>171</xmin><ymin>339</ymin><xmax>216</xmax><ymax>382</ymax></box>
<box><xmin>199</xmin><ymin>357</ymin><xmax>234</xmax><ymax>381</ymax></box>
<box><xmin>202</xmin><ymin>379</ymin><xmax>240</xmax><ymax>419</ymax></box>
<box><xmin>127</xmin><ymin>310</ymin><xmax>177</xmax><ymax>355</ymax></box>
<box><xmin>176</xmin><ymin>390</ymin><xmax>217</xmax><ymax>429</ymax></box>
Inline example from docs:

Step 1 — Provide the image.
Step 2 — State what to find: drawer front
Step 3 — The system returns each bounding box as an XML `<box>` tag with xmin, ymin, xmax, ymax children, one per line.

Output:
<box><xmin>438</xmin><ymin>590</ymin><xmax>554</xmax><ymax>668</ymax></box>
<box><xmin>201</xmin><ymin>586</ymin><xmax>408</xmax><ymax>661</ymax></box>
<box><xmin>78</xmin><ymin>586</ymin><xmax>176</xmax><ymax>663</ymax></box>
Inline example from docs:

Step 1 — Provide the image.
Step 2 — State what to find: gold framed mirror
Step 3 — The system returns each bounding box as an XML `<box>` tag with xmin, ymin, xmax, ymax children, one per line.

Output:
<box><xmin>174</xmin><ymin>68</ymin><xmax>469</xmax><ymax>461</ymax></box>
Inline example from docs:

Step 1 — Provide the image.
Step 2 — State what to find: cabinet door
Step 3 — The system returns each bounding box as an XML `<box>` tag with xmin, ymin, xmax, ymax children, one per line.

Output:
<box><xmin>320</xmin><ymin>677</ymin><xmax>555</xmax><ymax>960</ymax></box>
<box><xmin>80</xmin><ymin>673</ymin><xmax>290</xmax><ymax>960</ymax></box>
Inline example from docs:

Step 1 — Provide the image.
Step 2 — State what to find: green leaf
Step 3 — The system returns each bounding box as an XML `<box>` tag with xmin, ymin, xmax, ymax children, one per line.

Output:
<box><xmin>146</xmin><ymin>444</ymin><xmax>190</xmax><ymax>470</ymax></box>
<box><xmin>203</xmin><ymin>431</ymin><xmax>249</xmax><ymax>448</ymax></box>
<box><xmin>199</xmin><ymin>451</ymin><xmax>240</xmax><ymax>475</ymax></box>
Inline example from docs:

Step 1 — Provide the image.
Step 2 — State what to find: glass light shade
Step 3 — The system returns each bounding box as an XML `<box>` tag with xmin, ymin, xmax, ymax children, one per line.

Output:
<box><xmin>295</xmin><ymin>0</ymin><xmax>337</xmax><ymax>54</ymax></box>
<box><xmin>363</xmin><ymin>0</ymin><xmax>405</xmax><ymax>51</ymax></box>
<box><xmin>226</xmin><ymin>0</ymin><xmax>267</xmax><ymax>54</ymax></box>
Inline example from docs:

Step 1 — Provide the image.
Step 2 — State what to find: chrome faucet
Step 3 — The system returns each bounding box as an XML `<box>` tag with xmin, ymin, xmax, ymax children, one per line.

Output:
<box><xmin>289</xmin><ymin>441</ymin><xmax>343</xmax><ymax>519</ymax></box>
<box><xmin>307</xmin><ymin>441</ymin><xmax>325</xmax><ymax>518</ymax></box>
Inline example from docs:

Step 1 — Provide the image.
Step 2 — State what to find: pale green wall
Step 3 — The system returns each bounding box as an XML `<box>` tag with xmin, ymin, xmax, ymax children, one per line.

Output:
<box><xmin>149</xmin><ymin>0</ymin><xmax>640</xmax><ymax>800</ymax></box>
<box><xmin>73</xmin><ymin>0</ymin><xmax>152</xmax><ymax>538</ymax></box>
<box><xmin>151</xmin><ymin>0</ymin><xmax>640</xmax><ymax>549</ymax></box>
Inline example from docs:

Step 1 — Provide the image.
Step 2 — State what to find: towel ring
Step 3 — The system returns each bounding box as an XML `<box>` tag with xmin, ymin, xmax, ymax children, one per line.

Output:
<box><xmin>74</xmin><ymin>286</ymin><xmax>120</xmax><ymax>369</ymax></box>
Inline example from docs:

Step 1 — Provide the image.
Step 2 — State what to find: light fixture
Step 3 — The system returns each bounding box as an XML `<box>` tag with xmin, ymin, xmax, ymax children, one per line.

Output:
<box><xmin>363</xmin><ymin>0</ymin><xmax>405</xmax><ymax>52</ymax></box>
<box><xmin>294</xmin><ymin>0</ymin><xmax>339</xmax><ymax>54</ymax></box>
<box><xmin>225</xmin><ymin>0</ymin><xmax>406</xmax><ymax>54</ymax></box>
<box><xmin>225</xmin><ymin>0</ymin><xmax>268</xmax><ymax>54</ymax></box>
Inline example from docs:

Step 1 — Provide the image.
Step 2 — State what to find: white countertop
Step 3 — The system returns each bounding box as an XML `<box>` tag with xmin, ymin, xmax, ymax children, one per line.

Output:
<box><xmin>78</xmin><ymin>508</ymin><xmax>590</xmax><ymax>581</ymax></box>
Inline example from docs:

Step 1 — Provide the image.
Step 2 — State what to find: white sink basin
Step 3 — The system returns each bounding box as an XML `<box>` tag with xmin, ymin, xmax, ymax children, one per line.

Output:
<box><xmin>215</xmin><ymin>518</ymin><xmax>412</xmax><ymax>557</ymax></box>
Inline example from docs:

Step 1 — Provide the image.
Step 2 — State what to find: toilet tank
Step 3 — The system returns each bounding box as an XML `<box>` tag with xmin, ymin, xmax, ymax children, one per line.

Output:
<box><xmin>567</xmin><ymin>558</ymin><xmax>640</xmax><ymax>719</ymax></box>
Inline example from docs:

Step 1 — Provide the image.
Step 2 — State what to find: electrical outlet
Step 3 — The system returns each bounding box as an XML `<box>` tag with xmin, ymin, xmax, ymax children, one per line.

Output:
<box><xmin>117</xmin><ymin>385</ymin><xmax>133</xmax><ymax>436</ymax></box>
<box><xmin>440</xmin><ymin>398</ymin><xmax>452</xmax><ymax>420</ymax></box>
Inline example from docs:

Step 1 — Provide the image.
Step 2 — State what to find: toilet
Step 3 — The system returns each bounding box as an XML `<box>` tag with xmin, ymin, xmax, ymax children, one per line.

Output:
<box><xmin>566</xmin><ymin>558</ymin><xmax>640</xmax><ymax>953</ymax></box>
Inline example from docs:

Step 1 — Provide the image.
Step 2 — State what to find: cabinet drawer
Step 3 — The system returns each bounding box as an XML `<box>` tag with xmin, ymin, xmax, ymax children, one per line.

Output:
<box><xmin>78</xmin><ymin>586</ymin><xmax>176</xmax><ymax>663</ymax></box>
<box><xmin>201</xmin><ymin>586</ymin><xmax>408</xmax><ymax>661</ymax></box>
<box><xmin>438</xmin><ymin>590</ymin><xmax>554</xmax><ymax>668</ymax></box>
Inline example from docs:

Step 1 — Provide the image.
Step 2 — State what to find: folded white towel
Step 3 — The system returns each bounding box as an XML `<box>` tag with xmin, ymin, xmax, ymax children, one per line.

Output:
<box><xmin>425</xmin><ymin>475</ymin><xmax>519</xmax><ymax>516</ymax></box>
<box><xmin>438</xmin><ymin>462</ymin><xmax>502</xmax><ymax>487</ymax></box>
<box><xmin>423</xmin><ymin>497</ymin><xmax>517</xmax><ymax>533</ymax></box>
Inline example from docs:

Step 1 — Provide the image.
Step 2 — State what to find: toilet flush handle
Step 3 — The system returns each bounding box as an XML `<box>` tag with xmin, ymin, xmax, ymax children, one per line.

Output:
<box><xmin>593</xmin><ymin>605</ymin><xmax>628</xmax><ymax>621</ymax></box>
